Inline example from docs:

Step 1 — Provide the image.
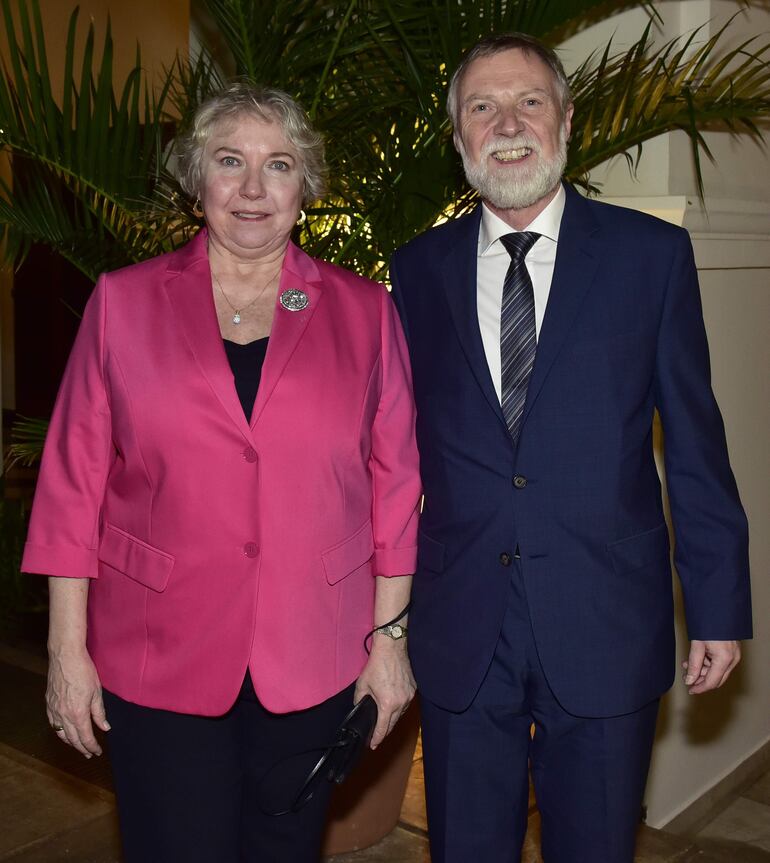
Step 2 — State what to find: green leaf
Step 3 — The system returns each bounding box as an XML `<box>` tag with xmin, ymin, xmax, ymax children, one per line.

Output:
<box><xmin>5</xmin><ymin>415</ymin><xmax>49</xmax><ymax>469</ymax></box>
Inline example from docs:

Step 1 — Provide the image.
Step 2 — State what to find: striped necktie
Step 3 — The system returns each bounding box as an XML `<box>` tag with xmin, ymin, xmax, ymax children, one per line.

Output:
<box><xmin>499</xmin><ymin>232</ymin><xmax>540</xmax><ymax>442</ymax></box>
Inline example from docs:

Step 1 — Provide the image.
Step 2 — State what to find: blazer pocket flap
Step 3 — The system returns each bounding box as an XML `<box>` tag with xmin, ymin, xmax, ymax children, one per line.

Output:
<box><xmin>418</xmin><ymin>531</ymin><xmax>445</xmax><ymax>573</ymax></box>
<box><xmin>99</xmin><ymin>524</ymin><xmax>175</xmax><ymax>592</ymax></box>
<box><xmin>322</xmin><ymin>521</ymin><xmax>374</xmax><ymax>585</ymax></box>
<box><xmin>607</xmin><ymin>523</ymin><xmax>670</xmax><ymax>575</ymax></box>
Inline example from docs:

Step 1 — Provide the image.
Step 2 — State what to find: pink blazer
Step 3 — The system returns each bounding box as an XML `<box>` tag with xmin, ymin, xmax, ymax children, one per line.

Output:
<box><xmin>22</xmin><ymin>231</ymin><xmax>420</xmax><ymax>715</ymax></box>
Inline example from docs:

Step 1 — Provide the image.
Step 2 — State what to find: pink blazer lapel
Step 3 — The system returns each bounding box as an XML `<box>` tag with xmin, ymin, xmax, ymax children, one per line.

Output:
<box><xmin>250</xmin><ymin>241</ymin><xmax>323</xmax><ymax>429</ymax></box>
<box><xmin>163</xmin><ymin>232</ymin><xmax>324</xmax><ymax>436</ymax></box>
<box><xmin>163</xmin><ymin>230</ymin><xmax>255</xmax><ymax>441</ymax></box>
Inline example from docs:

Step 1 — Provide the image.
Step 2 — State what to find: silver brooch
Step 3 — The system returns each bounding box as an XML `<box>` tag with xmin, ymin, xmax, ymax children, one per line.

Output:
<box><xmin>279</xmin><ymin>289</ymin><xmax>309</xmax><ymax>312</ymax></box>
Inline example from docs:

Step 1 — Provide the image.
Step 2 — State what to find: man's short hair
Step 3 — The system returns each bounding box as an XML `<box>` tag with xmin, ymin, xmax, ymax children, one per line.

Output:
<box><xmin>447</xmin><ymin>33</ymin><xmax>572</xmax><ymax>129</ymax></box>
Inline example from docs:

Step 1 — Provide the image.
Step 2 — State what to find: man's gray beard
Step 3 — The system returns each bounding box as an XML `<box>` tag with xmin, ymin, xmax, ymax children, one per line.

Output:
<box><xmin>461</xmin><ymin>137</ymin><xmax>567</xmax><ymax>211</ymax></box>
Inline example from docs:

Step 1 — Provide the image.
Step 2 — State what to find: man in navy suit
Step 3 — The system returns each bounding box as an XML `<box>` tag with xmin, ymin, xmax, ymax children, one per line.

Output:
<box><xmin>389</xmin><ymin>33</ymin><xmax>751</xmax><ymax>863</ymax></box>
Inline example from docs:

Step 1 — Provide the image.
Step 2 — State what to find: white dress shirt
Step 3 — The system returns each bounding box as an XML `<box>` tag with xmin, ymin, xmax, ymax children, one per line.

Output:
<box><xmin>476</xmin><ymin>184</ymin><xmax>565</xmax><ymax>400</ymax></box>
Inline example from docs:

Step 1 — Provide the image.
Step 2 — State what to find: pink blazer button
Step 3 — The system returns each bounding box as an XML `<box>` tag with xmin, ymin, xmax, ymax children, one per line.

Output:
<box><xmin>243</xmin><ymin>447</ymin><xmax>258</xmax><ymax>463</ymax></box>
<box><xmin>243</xmin><ymin>542</ymin><xmax>258</xmax><ymax>558</ymax></box>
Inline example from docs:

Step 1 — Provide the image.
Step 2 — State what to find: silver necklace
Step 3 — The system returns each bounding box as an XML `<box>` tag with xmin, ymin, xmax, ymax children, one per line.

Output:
<box><xmin>212</xmin><ymin>268</ymin><xmax>281</xmax><ymax>325</ymax></box>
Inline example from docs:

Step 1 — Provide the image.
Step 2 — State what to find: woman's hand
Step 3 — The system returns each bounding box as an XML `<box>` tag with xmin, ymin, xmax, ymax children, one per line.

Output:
<box><xmin>46</xmin><ymin>576</ymin><xmax>110</xmax><ymax>758</ymax></box>
<box><xmin>354</xmin><ymin>637</ymin><xmax>416</xmax><ymax>749</ymax></box>
<box><xmin>46</xmin><ymin>646</ymin><xmax>110</xmax><ymax>759</ymax></box>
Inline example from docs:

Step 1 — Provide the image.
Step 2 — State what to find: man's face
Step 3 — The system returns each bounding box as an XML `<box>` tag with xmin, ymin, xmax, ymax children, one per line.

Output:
<box><xmin>454</xmin><ymin>48</ymin><xmax>573</xmax><ymax>213</ymax></box>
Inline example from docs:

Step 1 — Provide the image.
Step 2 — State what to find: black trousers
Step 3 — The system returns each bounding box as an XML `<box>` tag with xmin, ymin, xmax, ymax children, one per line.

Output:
<box><xmin>103</xmin><ymin>676</ymin><xmax>355</xmax><ymax>863</ymax></box>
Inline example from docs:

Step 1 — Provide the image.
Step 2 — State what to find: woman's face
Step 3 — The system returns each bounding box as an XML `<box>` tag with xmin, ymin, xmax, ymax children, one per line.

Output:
<box><xmin>199</xmin><ymin>113</ymin><xmax>304</xmax><ymax>260</ymax></box>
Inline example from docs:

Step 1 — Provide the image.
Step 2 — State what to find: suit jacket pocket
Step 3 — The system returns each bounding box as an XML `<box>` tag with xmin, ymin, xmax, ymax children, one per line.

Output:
<box><xmin>606</xmin><ymin>523</ymin><xmax>670</xmax><ymax>575</ymax></box>
<box><xmin>322</xmin><ymin>520</ymin><xmax>375</xmax><ymax>585</ymax></box>
<box><xmin>98</xmin><ymin>523</ymin><xmax>175</xmax><ymax>592</ymax></box>
<box><xmin>417</xmin><ymin>530</ymin><xmax>445</xmax><ymax>574</ymax></box>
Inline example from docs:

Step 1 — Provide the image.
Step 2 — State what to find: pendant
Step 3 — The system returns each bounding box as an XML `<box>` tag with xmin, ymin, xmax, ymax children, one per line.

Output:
<box><xmin>279</xmin><ymin>289</ymin><xmax>309</xmax><ymax>312</ymax></box>
<box><xmin>232</xmin><ymin>312</ymin><xmax>241</xmax><ymax>325</ymax></box>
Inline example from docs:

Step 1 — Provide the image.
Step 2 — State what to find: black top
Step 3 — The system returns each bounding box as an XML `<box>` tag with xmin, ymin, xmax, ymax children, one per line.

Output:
<box><xmin>223</xmin><ymin>337</ymin><xmax>269</xmax><ymax>422</ymax></box>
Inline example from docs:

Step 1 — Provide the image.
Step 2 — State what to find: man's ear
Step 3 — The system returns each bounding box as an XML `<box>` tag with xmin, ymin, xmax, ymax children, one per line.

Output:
<box><xmin>563</xmin><ymin>102</ymin><xmax>574</xmax><ymax>141</ymax></box>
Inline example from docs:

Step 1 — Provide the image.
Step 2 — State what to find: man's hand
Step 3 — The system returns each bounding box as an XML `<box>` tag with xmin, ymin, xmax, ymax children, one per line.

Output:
<box><xmin>682</xmin><ymin>640</ymin><xmax>741</xmax><ymax>694</ymax></box>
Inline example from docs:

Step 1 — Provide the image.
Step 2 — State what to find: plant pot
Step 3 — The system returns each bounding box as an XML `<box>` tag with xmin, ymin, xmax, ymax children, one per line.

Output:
<box><xmin>321</xmin><ymin>700</ymin><xmax>420</xmax><ymax>855</ymax></box>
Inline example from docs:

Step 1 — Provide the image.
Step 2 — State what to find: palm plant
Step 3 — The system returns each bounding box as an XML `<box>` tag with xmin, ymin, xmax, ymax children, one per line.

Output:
<box><xmin>0</xmin><ymin>0</ymin><xmax>180</xmax><ymax>282</ymax></box>
<box><xmin>2</xmin><ymin>0</ymin><xmax>770</xmax><ymax>465</ymax></box>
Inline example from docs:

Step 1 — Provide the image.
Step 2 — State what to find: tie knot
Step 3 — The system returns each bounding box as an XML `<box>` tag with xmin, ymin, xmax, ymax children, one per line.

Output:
<box><xmin>500</xmin><ymin>231</ymin><xmax>540</xmax><ymax>262</ymax></box>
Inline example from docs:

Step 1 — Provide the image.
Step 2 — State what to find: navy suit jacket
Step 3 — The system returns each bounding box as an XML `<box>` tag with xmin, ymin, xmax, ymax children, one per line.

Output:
<box><xmin>390</xmin><ymin>184</ymin><xmax>751</xmax><ymax>718</ymax></box>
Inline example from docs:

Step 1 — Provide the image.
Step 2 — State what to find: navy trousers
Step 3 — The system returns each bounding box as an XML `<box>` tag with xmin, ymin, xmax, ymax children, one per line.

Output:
<box><xmin>420</xmin><ymin>565</ymin><xmax>659</xmax><ymax>863</ymax></box>
<box><xmin>103</xmin><ymin>676</ymin><xmax>355</xmax><ymax>863</ymax></box>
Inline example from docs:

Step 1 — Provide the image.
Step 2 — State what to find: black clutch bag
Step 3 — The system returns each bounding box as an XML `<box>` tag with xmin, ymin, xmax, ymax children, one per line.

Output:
<box><xmin>258</xmin><ymin>694</ymin><xmax>378</xmax><ymax>816</ymax></box>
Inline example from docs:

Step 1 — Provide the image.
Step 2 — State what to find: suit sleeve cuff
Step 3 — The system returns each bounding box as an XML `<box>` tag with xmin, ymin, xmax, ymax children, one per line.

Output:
<box><xmin>374</xmin><ymin>546</ymin><xmax>417</xmax><ymax>577</ymax></box>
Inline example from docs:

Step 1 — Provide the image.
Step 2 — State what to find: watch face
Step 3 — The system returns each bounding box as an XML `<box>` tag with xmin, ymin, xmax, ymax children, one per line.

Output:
<box><xmin>391</xmin><ymin>625</ymin><xmax>404</xmax><ymax>638</ymax></box>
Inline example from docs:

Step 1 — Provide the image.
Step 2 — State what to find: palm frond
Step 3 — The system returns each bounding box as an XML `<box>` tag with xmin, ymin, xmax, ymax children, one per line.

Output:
<box><xmin>166</xmin><ymin>50</ymin><xmax>225</xmax><ymax>131</ymax></box>
<box><xmin>201</xmin><ymin>0</ymin><xmax>353</xmax><ymax>95</ymax></box>
<box><xmin>0</xmin><ymin>0</ymin><xmax>179</xmax><ymax>274</ymax></box>
<box><xmin>536</xmin><ymin>0</ymin><xmax>660</xmax><ymax>40</ymax></box>
<box><xmin>567</xmin><ymin>21</ymin><xmax>770</xmax><ymax>196</ymax></box>
<box><xmin>5</xmin><ymin>415</ymin><xmax>48</xmax><ymax>469</ymax></box>
<box><xmin>0</xmin><ymin>168</ymin><xmax>135</xmax><ymax>280</ymax></box>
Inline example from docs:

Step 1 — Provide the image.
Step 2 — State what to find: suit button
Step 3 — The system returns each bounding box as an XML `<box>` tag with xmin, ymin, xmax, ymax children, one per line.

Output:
<box><xmin>243</xmin><ymin>542</ymin><xmax>258</xmax><ymax>558</ymax></box>
<box><xmin>499</xmin><ymin>552</ymin><xmax>512</xmax><ymax>566</ymax></box>
<box><xmin>243</xmin><ymin>446</ymin><xmax>258</xmax><ymax>463</ymax></box>
<box><xmin>513</xmin><ymin>475</ymin><xmax>527</xmax><ymax>489</ymax></box>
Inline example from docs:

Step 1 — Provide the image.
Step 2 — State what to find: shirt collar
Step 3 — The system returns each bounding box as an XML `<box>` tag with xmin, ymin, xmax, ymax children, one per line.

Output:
<box><xmin>478</xmin><ymin>183</ymin><xmax>566</xmax><ymax>256</ymax></box>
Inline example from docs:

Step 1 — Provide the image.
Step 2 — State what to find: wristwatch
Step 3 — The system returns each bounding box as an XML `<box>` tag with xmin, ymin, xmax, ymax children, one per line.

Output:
<box><xmin>375</xmin><ymin>623</ymin><xmax>408</xmax><ymax>640</ymax></box>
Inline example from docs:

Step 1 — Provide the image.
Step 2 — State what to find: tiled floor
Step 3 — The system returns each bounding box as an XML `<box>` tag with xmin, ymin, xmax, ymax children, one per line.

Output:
<box><xmin>1</xmin><ymin>643</ymin><xmax>768</xmax><ymax>862</ymax></box>
<box><xmin>330</xmin><ymin>746</ymin><xmax>770</xmax><ymax>863</ymax></box>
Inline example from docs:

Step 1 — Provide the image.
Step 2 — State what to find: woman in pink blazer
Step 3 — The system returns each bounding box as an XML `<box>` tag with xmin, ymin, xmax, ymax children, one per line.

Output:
<box><xmin>22</xmin><ymin>83</ymin><xmax>420</xmax><ymax>862</ymax></box>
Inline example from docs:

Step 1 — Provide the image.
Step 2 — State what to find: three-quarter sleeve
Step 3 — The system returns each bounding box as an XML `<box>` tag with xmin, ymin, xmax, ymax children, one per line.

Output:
<box><xmin>369</xmin><ymin>287</ymin><xmax>421</xmax><ymax>576</ymax></box>
<box><xmin>22</xmin><ymin>275</ymin><xmax>115</xmax><ymax>579</ymax></box>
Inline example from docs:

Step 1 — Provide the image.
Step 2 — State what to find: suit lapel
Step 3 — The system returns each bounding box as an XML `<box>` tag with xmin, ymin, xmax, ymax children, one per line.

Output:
<box><xmin>520</xmin><ymin>186</ymin><xmax>601</xmax><ymax>426</ymax></box>
<box><xmin>441</xmin><ymin>209</ymin><xmax>508</xmax><ymax>429</ymax></box>
<box><xmin>164</xmin><ymin>230</ymin><xmax>255</xmax><ymax>442</ymax></box>
<box><xmin>250</xmin><ymin>241</ymin><xmax>323</xmax><ymax>429</ymax></box>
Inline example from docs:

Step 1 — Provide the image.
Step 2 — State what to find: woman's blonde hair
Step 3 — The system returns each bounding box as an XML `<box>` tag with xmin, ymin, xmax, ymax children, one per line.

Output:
<box><xmin>175</xmin><ymin>82</ymin><xmax>327</xmax><ymax>206</ymax></box>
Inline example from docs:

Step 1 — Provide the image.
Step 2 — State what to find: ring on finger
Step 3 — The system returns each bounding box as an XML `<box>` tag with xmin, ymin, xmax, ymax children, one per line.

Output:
<box><xmin>52</xmin><ymin>724</ymin><xmax>64</xmax><ymax>732</ymax></box>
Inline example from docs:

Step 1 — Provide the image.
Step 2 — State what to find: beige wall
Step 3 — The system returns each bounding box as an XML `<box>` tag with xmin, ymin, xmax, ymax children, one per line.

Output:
<box><xmin>561</xmin><ymin>0</ymin><xmax>770</xmax><ymax>828</ymax></box>
<box><xmin>9</xmin><ymin>0</ymin><xmax>190</xmax><ymax>96</ymax></box>
<box><xmin>651</xmin><ymin>250</ymin><xmax>770</xmax><ymax>825</ymax></box>
<box><xmin>0</xmin><ymin>0</ymin><xmax>190</xmax><ymax>430</ymax></box>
